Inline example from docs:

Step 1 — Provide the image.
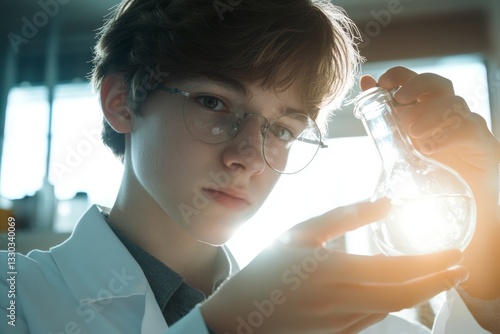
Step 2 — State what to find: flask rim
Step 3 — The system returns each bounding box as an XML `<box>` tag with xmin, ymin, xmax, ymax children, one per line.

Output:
<box><xmin>353</xmin><ymin>86</ymin><xmax>393</xmax><ymax>119</ymax></box>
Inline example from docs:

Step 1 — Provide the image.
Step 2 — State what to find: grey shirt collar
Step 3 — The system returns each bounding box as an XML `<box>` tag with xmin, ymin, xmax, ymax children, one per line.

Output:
<box><xmin>107</xmin><ymin>221</ymin><xmax>231</xmax><ymax>326</ymax></box>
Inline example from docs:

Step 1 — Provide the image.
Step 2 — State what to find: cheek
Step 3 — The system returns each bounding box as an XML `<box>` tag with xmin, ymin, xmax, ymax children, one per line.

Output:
<box><xmin>252</xmin><ymin>172</ymin><xmax>281</xmax><ymax>206</ymax></box>
<box><xmin>131</xmin><ymin>113</ymin><xmax>174</xmax><ymax>175</ymax></box>
<box><xmin>130</xmin><ymin>112</ymin><xmax>194</xmax><ymax>208</ymax></box>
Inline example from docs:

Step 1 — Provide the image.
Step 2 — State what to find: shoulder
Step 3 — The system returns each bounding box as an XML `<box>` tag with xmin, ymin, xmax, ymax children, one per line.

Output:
<box><xmin>0</xmin><ymin>249</ymin><xmax>67</xmax><ymax>333</ymax></box>
<box><xmin>0</xmin><ymin>205</ymin><xmax>153</xmax><ymax>333</ymax></box>
<box><xmin>0</xmin><ymin>249</ymin><xmax>66</xmax><ymax>309</ymax></box>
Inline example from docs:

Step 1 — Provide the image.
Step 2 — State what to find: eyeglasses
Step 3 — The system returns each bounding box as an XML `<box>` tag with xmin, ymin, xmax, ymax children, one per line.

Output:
<box><xmin>157</xmin><ymin>86</ymin><xmax>327</xmax><ymax>174</ymax></box>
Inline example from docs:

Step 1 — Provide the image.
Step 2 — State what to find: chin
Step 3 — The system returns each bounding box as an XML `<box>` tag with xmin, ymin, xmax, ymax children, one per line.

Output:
<box><xmin>198</xmin><ymin>236</ymin><xmax>232</xmax><ymax>247</ymax></box>
<box><xmin>189</xmin><ymin>219</ymin><xmax>242</xmax><ymax>246</ymax></box>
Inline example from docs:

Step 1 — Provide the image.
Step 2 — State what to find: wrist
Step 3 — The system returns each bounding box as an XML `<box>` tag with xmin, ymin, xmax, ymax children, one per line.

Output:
<box><xmin>457</xmin><ymin>286</ymin><xmax>500</xmax><ymax>333</ymax></box>
<box><xmin>461</xmin><ymin>217</ymin><xmax>500</xmax><ymax>299</ymax></box>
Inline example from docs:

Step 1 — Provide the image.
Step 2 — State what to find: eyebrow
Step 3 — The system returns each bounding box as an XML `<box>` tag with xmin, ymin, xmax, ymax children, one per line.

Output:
<box><xmin>280</xmin><ymin>106</ymin><xmax>309</xmax><ymax>117</ymax></box>
<box><xmin>183</xmin><ymin>73</ymin><xmax>312</xmax><ymax>117</ymax></box>
<box><xmin>184</xmin><ymin>73</ymin><xmax>248</xmax><ymax>98</ymax></box>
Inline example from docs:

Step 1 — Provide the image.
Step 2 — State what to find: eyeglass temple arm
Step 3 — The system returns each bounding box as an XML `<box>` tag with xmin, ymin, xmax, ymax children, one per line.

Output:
<box><xmin>157</xmin><ymin>86</ymin><xmax>190</xmax><ymax>97</ymax></box>
<box><xmin>297</xmin><ymin>137</ymin><xmax>328</xmax><ymax>148</ymax></box>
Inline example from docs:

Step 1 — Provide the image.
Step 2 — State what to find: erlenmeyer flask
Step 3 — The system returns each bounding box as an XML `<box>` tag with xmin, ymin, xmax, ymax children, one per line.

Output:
<box><xmin>354</xmin><ymin>86</ymin><xmax>476</xmax><ymax>256</ymax></box>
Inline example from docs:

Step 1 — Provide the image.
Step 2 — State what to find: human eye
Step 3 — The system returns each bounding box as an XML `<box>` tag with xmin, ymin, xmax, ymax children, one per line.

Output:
<box><xmin>269</xmin><ymin>123</ymin><xmax>295</xmax><ymax>142</ymax></box>
<box><xmin>194</xmin><ymin>95</ymin><xmax>229</xmax><ymax>113</ymax></box>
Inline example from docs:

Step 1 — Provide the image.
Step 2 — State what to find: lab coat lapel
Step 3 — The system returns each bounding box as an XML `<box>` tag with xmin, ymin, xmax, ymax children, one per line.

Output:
<box><xmin>51</xmin><ymin>205</ymin><xmax>167</xmax><ymax>332</ymax></box>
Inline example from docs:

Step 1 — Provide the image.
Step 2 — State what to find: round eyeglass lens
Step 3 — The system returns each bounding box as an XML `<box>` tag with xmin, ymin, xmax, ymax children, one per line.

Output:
<box><xmin>183</xmin><ymin>92</ymin><xmax>244</xmax><ymax>144</ymax></box>
<box><xmin>263</xmin><ymin>113</ymin><xmax>322</xmax><ymax>174</ymax></box>
<box><xmin>182</xmin><ymin>91</ymin><xmax>323</xmax><ymax>174</ymax></box>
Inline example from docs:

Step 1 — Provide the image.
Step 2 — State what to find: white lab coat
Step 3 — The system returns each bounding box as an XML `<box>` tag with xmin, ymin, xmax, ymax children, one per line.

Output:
<box><xmin>0</xmin><ymin>205</ymin><xmax>489</xmax><ymax>333</ymax></box>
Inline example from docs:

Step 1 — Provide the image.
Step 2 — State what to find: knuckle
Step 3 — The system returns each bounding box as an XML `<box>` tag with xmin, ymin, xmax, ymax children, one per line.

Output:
<box><xmin>388</xmin><ymin>65</ymin><xmax>410</xmax><ymax>74</ymax></box>
<box><xmin>452</xmin><ymin>95</ymin><xmax>468</xmax><ymax>107</ymax></box>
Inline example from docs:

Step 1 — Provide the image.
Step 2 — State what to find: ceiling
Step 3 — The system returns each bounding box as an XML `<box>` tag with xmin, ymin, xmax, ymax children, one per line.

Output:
<box><xmin>1</xmin><ymin>0</ymin><xmax>492</xmax><ymax>46</ymax></box>
<box><xmin>0</xmin><ymin>0</ymin><xmax>495</xmax><ymax>91</ymax></box>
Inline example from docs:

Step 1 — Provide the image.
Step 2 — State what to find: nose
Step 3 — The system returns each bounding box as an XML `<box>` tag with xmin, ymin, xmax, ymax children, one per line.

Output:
<box><xmin>221</xmin><ymin>115</ymin><xmax>268</xmax><ymax>175</ymax></box>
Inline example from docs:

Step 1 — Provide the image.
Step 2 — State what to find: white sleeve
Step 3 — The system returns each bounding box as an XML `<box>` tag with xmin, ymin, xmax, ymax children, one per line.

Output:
<box><xmin>360</xmin><ymin>314</ymin><xmax>430</xmax><ymax>334</ymax></box>
<box><xmin>165</xmin><ymin>305</ymin><xmax>210</xmax><ymax>334</ymax></box>
<box><xmin>432</xmin><ymin>288</ymin><xmax>490</xmax><ymax>334</ymax></box>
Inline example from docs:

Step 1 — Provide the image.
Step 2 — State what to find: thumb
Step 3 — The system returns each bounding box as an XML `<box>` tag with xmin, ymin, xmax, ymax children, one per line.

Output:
<box><xmin>282</xmin><ymin>198</ymin><xmax>392</xmax><ymax>246</ymax></box>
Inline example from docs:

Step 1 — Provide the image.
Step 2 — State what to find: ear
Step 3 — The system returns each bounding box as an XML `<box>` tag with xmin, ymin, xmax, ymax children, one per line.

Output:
<box><xmin>100</xmin><ymin>74</ymin><xmax>132</xmax><ymax>134</ymax></box>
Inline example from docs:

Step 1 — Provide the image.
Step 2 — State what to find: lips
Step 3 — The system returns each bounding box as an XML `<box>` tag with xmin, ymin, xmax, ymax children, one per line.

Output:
<box><xmin>202</xmin><ymin>188</ymin><xmax>251</xmax><ymax>210</ymax></box>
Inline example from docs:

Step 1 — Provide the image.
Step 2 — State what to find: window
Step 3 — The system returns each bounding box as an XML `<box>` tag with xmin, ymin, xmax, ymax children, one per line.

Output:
<box><xmin>1</xmin><ymin>86</ymin><xmax>49</xmax><ymax>199</ymax></box>
<box><xmin>1</xmin><ymin>82</ymin><xmax>123</xmax><ymax>231</ymax></box>
<box><xmin>48</xmin><ymin>83</ymin><xmax>123</xmax><ymax>206</ymax></box>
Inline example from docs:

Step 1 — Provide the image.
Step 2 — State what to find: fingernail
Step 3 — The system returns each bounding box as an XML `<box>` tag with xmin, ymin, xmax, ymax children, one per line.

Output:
<box><xmin>373</xmin><ymin>197</ymin><xmax>391</xmax><ymax>205</ymax></box>
<box><xmin>408</xmin><ymin>123</ymin><xmax>417</xmax><ymax>137</ymax></box>
<box><xmin>371</xmin><ymin>197</ymin><xmax>393</xmax><ymax>211</ymax></box>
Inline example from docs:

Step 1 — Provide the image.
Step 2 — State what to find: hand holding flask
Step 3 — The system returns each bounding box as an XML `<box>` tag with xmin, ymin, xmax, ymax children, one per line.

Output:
<box><xmin>354</xmin><ymin>87</ymin><xmax>476</xmax><ymax>256</ymax></box>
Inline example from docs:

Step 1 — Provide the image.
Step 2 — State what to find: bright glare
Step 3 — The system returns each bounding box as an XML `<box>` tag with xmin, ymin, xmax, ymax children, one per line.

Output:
<box><xmin>1</xmin><ymin>86</ymin><xmax>49</xmax><ymax>198</ymax></box>
<box><xmin>393</xmin><ymin>197</ymin><xmax>449</xmax><ymax>244</ymax></box>
<box><xmin>374</xmin><ymin>194</ymin><xmax>475</xmax><ymax>255</ymax></box>
<box><xmin>226</xmin><ymin>137</ymin><xmax>380</xmax><ymax>267</ymax></box>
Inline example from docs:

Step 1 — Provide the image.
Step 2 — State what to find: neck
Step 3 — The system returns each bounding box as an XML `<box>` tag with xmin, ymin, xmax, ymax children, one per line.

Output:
<box><xmin>107</xmin><ymin>168</ymin><xmax>219</xmax><ymax>294</ymax></box>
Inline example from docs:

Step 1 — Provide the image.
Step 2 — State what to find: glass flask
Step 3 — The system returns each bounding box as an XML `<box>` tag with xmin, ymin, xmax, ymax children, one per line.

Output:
<box><xmin>353</xmin><ymin>86</ymin><xmax>476</xmax><ymax>256</ymax></box>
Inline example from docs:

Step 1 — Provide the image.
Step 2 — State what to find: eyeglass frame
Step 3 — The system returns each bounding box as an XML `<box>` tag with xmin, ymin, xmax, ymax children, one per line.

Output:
<box><xmin>156</xmin><ymin>86</ymin><xmax>328</xmax><ymax>174</ymax></box>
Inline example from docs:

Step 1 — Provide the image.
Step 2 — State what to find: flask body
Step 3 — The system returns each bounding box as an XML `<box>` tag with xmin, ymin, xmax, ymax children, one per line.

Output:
<box><xmin>354</xmin><ymin>87</ymin><xmax>476</xmax><ymax>256</ymax></box>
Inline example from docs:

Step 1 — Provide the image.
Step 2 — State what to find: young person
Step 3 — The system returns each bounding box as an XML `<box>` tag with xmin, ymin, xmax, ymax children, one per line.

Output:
<box><xmin>2</xmin><ymin>0</ymin><xmax>499</xmax><ymax>333</ymax></box>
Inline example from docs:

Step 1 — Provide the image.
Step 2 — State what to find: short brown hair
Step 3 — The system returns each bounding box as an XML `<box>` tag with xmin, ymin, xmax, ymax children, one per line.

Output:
<box><xmin>91</xmin><ymin>0</ymin><xmax>362</xmax><ymax>159</ymax></box>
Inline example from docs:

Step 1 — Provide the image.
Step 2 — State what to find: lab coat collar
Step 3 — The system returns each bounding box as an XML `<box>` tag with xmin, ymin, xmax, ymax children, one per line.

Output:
<box><xmin>51</xmin><ymin>205</ymin><xmax>150</xmax><ymax>303</ymax></box>
<box><xmin>49</xmin><ymin>204</ymin><xmax>239</xmax><ymax>333</ymax></box>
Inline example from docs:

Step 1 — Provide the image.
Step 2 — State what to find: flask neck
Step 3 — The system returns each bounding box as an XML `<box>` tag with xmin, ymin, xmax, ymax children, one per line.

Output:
<box><xmin>355</xmin><ymin>88</ymin><xmax>416</xmax><ymax>172</ymax></box>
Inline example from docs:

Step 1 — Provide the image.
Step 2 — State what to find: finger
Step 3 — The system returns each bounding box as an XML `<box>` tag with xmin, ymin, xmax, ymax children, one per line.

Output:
<box><xmin>377</xmin><ymin>66</ymin><xmax>418</xmax><ymax>89</ymax></box>
<box><xmin>317</xmin><ymin>312</ymin><xmax>375</xmax><ymax>332</ymax></box>
<box><xmin>393</xmin><ymin>96</ymin><xmax>469</xmax><ymax>132</ymax></box>
<box><xmin>326</xmin><ymin>249</ymin><xmax>464</xmax><ymax>284</ymax></box>
<box><xmin>335</xmin><ymin>266</ymin><xmax>469</xmax><ymax>313</ymax></box>
<box><xmin>412</xmin><ymin>113</ymin><xmax>490</xmax><ymax>156</ymax></box>
<box><xmin>404</xmin><ymin>97</ymin><xmax>471</xmax><ymax>139</ymax></box>
<box><xmin>287</xmin><ymin>198</ymin><xmax>392</xmax><ymax>245</ymax></box>
<box><xmin>360</xmin><ymin>75</ymin><xmax>377</xmax><ymax>91</ymax></box>
<box><xmin>392</xmin><ymin>103</ymin><xmax>420</xmax><ymax>131</ymax></box>
<box><xmin>394</xmin><ymin>73</ymin><xmax>455</xmax><ymax>104</ymax></box>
